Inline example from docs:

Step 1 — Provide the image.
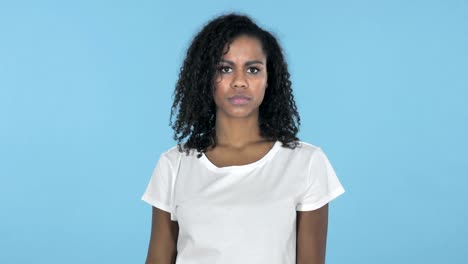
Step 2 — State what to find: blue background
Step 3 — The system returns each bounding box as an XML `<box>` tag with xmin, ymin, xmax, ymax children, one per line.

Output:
<box><xmin>1</xmin><ymin>0</ymin><xmax>467</xmax><ymax>263</ymax></box>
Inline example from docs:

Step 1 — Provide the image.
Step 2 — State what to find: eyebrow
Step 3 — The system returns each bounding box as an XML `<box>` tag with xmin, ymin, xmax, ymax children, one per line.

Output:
<box><xmin>219</xmin><ymin>59</ymin><xmax>265</xmax><ymax>66</ymax></box>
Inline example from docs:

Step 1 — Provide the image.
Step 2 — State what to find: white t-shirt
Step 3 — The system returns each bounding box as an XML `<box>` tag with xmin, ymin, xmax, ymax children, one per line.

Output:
<box><xmin>141</xmin><ymin>140</ymin><xmax>345</xmax><ymax>264</ymax></box>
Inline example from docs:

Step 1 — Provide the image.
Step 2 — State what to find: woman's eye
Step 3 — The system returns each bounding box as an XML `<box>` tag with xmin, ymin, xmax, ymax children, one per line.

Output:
<box><xmin>218</xmin><ymin>66</ymin><xmax>232</xmax><ymax>73</ymax></box>
<box><xmin>247</xmin><ymin>67</ymin><xmax>260</xmax><ymax>74</ymax></box>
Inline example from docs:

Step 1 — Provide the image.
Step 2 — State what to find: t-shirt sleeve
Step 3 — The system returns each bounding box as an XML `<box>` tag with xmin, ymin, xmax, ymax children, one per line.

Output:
<box><xmin>141</xmin><ymin>153</ymin><xmax>177</xmax><ymax>221</ymax></box>
<box><xmin>296</xmin><ymin>147</ymin><xmax>345</xmax><ymax>211</ymax></box>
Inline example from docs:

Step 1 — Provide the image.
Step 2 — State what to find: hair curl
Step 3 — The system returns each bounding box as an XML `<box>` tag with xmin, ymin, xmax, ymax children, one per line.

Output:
<box><xmin>169</xmin><ymin>12</ymin><xmax>301</xmax><ymax>158</ymax></box>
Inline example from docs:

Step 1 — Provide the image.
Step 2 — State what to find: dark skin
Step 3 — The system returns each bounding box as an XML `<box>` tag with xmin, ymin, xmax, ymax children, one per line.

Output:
<box><xmin>296</xmin><ymin>204</ymin><xmax>329</xmax><ymax>264</ymax></box>
<box><xmin>145</xmin><ymin>207</ymin><xmax>178</xmax><ymax>264</ymax></box>
<box><xmin>144</xmin><ymin>35</ymin><xmax>329</xmax><ymax>263</ymax></box>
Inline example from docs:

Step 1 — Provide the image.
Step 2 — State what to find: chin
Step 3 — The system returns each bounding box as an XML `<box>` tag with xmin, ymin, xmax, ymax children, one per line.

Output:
<box><xmin>228</xmin><ymin>108</ymin><xmax>258</xmax><ymax>118</ymax></box>
<box><xmin>217</xmin><ymin>103</ymin><xmax>259</xmax><ymax>118</ymax></box>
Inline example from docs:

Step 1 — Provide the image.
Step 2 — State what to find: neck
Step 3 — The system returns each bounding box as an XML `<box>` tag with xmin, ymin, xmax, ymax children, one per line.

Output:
<box><xmin>213</xmin><ymin>112</ymin><xmax>267</xmax><ymax>149</ymax></box>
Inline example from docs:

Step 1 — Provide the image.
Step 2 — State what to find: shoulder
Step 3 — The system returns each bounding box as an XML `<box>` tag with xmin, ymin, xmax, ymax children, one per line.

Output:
<box><xmin>273</xmin><ymin>140</ymin><xmax>325</xmax><ymax>170</ymax></box>
<box><xmin>161</xmin><ymin>145</ymin><xmax>180</xmax><ymax>159</ymax></box>
<box><xmin>296</xmin><ymin>140</ymin><xmax>321</xmax><ymax>151</ymax></box>
<box><xmin>287</xmin><ymin>140</ymin><xmax>323</xmax><ymax>157</ymax></box>
<box><xmin>159</xmin><ymin>143</ymin><xmax>198</xmax><ymax>165</ymax></box>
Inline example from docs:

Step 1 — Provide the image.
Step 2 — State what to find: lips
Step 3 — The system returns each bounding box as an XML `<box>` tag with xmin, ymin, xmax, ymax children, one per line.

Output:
<box><xmin>228</xmin><ymin>95</ymin><xmax>251</xmax><ymax>105</ymax></box>
<box><xmin>229</xmin><ymin>95</ymin><xmax>251</xmax><ymax>100</ymax></box>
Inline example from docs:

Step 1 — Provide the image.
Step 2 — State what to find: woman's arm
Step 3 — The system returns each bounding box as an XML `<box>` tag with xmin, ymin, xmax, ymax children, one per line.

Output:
<box><xmin>296</xmin><ymin>203</ymin><xmax>329</xmax><ymax>264</ymax></box>
<box><xmin>144</xmin><ymin>206</ymin><xmax>179</xmax><ymax>264</ymax></box>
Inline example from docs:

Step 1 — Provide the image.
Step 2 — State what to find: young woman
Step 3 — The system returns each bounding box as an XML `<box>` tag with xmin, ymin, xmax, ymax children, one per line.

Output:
<box><xmin>141</xmin><ymin>13</ymin><xmax>345</xmax><ymax>264</ymax></box>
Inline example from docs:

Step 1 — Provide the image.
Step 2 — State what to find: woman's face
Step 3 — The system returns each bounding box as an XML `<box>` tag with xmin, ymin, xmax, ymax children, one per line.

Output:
<box><xmin>213</xmin><ymin>35</ymin><xmax>268</xmax><ymax>120</ymax></box>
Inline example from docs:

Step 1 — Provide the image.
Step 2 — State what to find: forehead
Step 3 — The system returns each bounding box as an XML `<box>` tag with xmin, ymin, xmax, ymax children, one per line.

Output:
<box><xmin>221</xmin><ymin>35</ymin><xmax>266</xmax><ymax>61</ymax></box>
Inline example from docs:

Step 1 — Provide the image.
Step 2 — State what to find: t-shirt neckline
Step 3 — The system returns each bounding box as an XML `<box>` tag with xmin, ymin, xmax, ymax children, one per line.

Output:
<box><xmin>200</xmin><ymin>140</ymin><xmax>281</xmax><ymax>173</ymax></box>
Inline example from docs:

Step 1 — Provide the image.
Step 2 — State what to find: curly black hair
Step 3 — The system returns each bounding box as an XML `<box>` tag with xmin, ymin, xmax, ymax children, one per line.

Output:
<box><xmin>169</xmin><ymin>12</ymin><xmax>301</xmax><ymax>158</ymax></box>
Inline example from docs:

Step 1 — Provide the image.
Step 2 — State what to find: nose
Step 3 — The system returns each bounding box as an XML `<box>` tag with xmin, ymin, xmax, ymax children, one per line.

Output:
<box><xmin>231</xmin><ymin>71</ymin><xmax>248</xmax><ymax>88</ymax></box>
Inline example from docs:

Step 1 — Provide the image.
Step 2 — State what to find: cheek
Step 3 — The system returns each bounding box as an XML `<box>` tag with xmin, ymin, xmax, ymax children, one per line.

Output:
<box><xmin>214</xmin><ymin>78</ymin><xmax>229</xmax><ymax>92</ymax></box>
<box><xmin>253</xmin><ymin>72</ymin><xmax>267</xmax><ymax>86</ymax></box>
<box><xmin>213</xmin><ymin>81</ymin><xmax>229</xmax><ymax>104</ymax></box>
<box><xmin>213</xmin><ymin>77</ymin><xmax>222</xmax><ymax>95</ymax></box>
